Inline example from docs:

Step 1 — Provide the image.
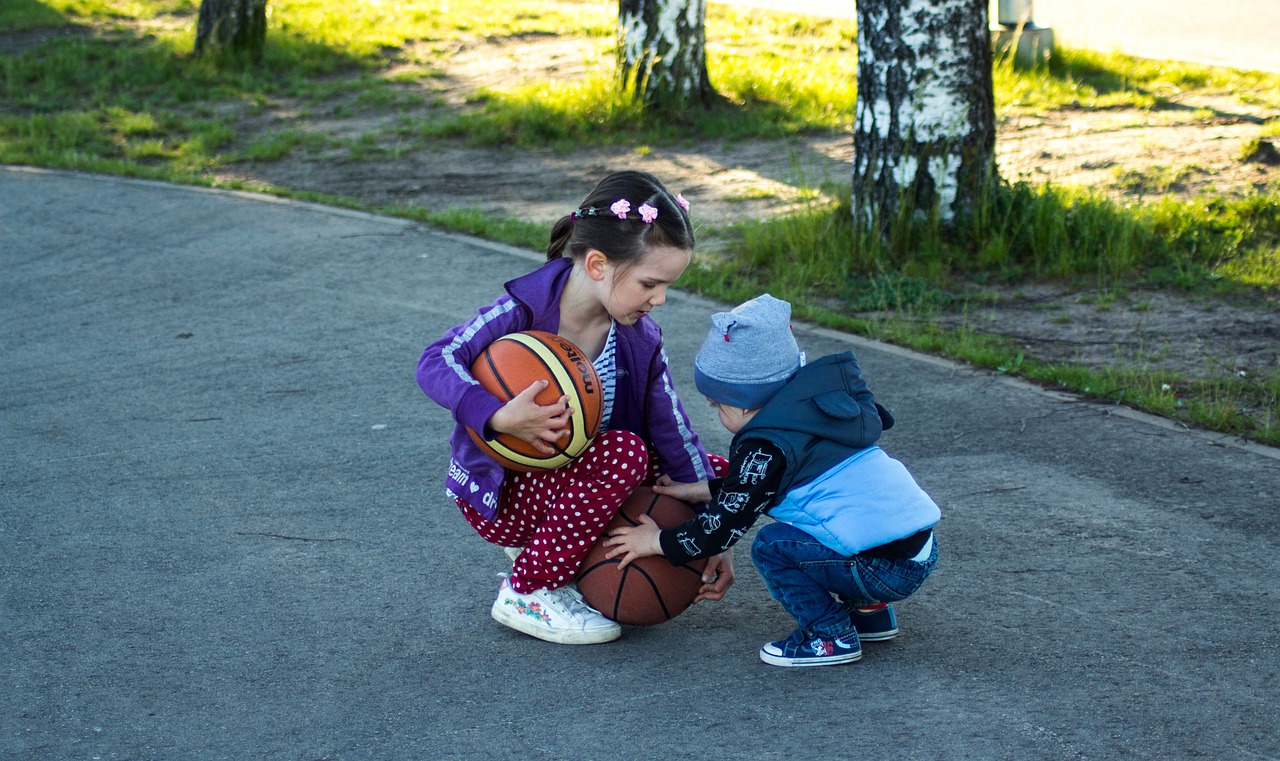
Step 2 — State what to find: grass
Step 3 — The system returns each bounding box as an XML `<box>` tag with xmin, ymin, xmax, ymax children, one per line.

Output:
<box><xmin>3</xmin><ymin>0</ymin><xmax>1279</xmax><ymax>444</ymax></box>
<box><xmin>994</xmin><ymin>44</ymin><xmax>1280</xmax><ymax>115</ymax></box>
<box><xmin>677</xmin><ymin>185</ymin><xmax>1280</xmax><ymax>443</ymax></box>
<box><xmin>0</xmin><ymin>0</ymin><xmax>68</xmax><ymax>31</ymax></box>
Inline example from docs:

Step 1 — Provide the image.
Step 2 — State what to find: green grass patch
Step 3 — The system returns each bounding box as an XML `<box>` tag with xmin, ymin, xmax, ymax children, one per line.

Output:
<box><xmin>389</xmin><ymin>205</ymin><xmax>549</xmax><ymax>252</ymax></box>
<box><xmin>697</xmin><ymin>179</ymin><xmax>1279</xmax><ymax>300</ymax></box>
<box><xmin>1021</xmin><ymin>360</ymin><xmax>1280</xmax><ymax>444</ymax></box>
<box><xmin>995</xmin><ymin>44</ymin><xmax>1280</xmax><ymax>115</ymax></box>
<box><xmin>0</xmin><ymin>0</ymin><xmax>72</xmax><ymax>31</ymax></box>
<box><xmin>403</xmin><ymin>6</ymin><xmax>858</xmax><ymax>147</ymax></box>
<box><xmin>414</xmin><ymin>70</ymin><xmax>648</xmax><ymax>148</ymax></box>
<box><xmin>236</xmin><ymin>128</ymin><xmax>327</xmax><ymax>161</ymax></box>
<box><xmin>270</xmin><ymin>0</ymin><xmax>614</xmax><ymax>59</ymax></box>
<box><xmin>676</xmin><ymin>181</ymin><xmax>1280</xmax><ymax>445</ymax></box>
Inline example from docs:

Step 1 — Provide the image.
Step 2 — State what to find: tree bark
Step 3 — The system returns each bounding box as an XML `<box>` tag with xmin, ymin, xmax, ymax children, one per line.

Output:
<box><xmin>194</xmin><ymin>0</ymin><xmax>268</xmax><ymax>62</ymax></box>
<box><xmin>852</xmin><ymin>0</ymin><xmax>996</xmax><ymax>231</ymax></box>
<box><xmin>617</xmin><ymin>0</ymin><xmax>714</xmax><ymax>111</ymax></box>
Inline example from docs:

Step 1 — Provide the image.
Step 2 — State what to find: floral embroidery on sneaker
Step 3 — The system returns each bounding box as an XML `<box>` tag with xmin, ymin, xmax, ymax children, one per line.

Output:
<box><xmin>490</xmin><ymin>575</ymin><xmax>621</xmax><ymax>645</ymax></box>
<box><xmin>505</xmin><ymin>597</ymin><xmax>552</xmax><ymax>626</ymax></box>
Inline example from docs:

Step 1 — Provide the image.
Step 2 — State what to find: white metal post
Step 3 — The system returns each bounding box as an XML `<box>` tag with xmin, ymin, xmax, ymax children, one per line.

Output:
<box><xmin>992</xmin><ymin>0</ymin><xmax>1054</xmax><ymax>66</ymax></box>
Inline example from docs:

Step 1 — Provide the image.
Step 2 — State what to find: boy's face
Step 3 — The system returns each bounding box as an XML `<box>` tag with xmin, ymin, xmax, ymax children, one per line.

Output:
<box><xmin>710</xmin><ymin>400</ymin><xmax>756</xmax><ymax>434</ymax></box>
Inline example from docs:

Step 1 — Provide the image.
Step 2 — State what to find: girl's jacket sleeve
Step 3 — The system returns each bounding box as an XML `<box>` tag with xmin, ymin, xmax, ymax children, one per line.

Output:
<box><xmin>644</xmin><ymin>344</ymin><xmax>713</xmax><ymax>486</ymax></box>
<box><xmin>416</xmin><ymin>295</ymin><xmax>528</xmax><ymax>437</ymax></box>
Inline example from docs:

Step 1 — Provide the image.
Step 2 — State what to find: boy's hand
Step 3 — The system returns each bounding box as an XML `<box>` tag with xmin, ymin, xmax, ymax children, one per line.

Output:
<box><xmin>603</xmin><ymin>514</ymin><xmax>663</xmax><ymax>568</ymax></box>
<box><xmin>485</xmin><ymin>380</ymin><xmax>573</xmax><ymax>454</ymax></box>
<box><xmin>651</xmin><ymin>475</ymin><xmax>712</xmax><ymax>504</ymax></box>
<box><xmin>695</xmin><ymin>550</ymin><xmax>735</xmax><ymax>603</ymax></box>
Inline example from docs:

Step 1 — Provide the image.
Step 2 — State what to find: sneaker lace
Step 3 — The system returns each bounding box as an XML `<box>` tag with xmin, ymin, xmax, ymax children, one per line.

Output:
<box><xmin>547</xmin><ymin>586</ymin><xmax>595</xmax><ymax>620</ymax></box>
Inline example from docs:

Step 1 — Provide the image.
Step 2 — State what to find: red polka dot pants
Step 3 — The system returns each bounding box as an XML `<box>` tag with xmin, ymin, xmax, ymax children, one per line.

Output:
<box><xmin>458</xmin><ymin>430</ymin><xmax>648</xmax><ymax>593</ymax></box>
<box><xmin>458</xmin><ymin>430</ymin><xmax>728</xmax><ymax>593</ymax></box>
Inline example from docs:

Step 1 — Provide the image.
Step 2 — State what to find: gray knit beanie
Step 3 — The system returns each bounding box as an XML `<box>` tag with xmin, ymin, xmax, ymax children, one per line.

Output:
<box><xmin>694</xmin><ymin>294</ymin><xmax>802</xmax><ymax>410</ymax></box>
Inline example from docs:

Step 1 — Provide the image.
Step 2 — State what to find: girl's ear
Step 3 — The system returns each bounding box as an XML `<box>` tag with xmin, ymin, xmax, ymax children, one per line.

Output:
<box><xmin>584</xmin><ymin>249</ymin><xmax>609</xmax><ymax>281</ymax></box>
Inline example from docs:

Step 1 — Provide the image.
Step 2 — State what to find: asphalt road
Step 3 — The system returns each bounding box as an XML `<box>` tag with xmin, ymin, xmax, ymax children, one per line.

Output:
<box><xmin>716</xmin><ymin>0</ymin><xmax>1280</xmax><ymax>73</ymax></box>
<box><xmin>3</xmin><ymin>167</ymin><xmax>1279</xmax><ymax>759</ymax></box>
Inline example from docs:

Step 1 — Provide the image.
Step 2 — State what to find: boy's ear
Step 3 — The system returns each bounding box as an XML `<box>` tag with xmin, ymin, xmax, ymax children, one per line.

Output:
<box><xmin>584</xmin><ymin>249</ymin><xmax>609</xmax><ymax>281</ymax></box>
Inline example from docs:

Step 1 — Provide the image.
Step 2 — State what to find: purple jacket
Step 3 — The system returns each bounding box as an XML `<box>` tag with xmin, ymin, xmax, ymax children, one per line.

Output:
<box><xmin>417</xmin><ymin>257</ymin><xmax>713</xmax><ymax>520</ymax></box>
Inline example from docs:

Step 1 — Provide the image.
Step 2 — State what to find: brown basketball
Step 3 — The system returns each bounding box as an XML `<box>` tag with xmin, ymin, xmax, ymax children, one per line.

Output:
<box><xmin>576</xmin><ymin>486</ymin><xmax>708</xmax><ymax>626</ymax></box>
<box><xmin>467</xmin><ymin>331</ymin><xmax>603</xmax><ymax>472</ymax></box>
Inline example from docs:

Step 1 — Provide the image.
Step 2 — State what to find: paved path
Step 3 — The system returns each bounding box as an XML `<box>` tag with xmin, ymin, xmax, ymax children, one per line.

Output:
<box><xmin>3</xmin><ymin>167</ymin><xmax>1279</xmax><ymax>759</ymax></box>
<box><xmin>716</xmin><ymin>0</ymin><xmax>1280</xmax><ymax>73</ymax></box>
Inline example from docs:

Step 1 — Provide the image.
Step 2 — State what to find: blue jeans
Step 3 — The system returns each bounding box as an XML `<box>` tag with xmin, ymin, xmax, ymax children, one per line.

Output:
<box><xmin>750</xmin><ymin>522</ymin><xmax>939</xmax><ymax>639</ymax></box>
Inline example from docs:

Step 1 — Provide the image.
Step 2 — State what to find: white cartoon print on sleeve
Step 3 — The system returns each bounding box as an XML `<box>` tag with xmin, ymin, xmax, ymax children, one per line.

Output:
<box><xmin>738</xmin><ymin>450</ymin><xmax>773</xmax><ymax>485</ymax></box>
<box><xmin>718</xmin><ymin>491</ymin><xmax>751</xmax><ymax>513</ymax></box>
<box><xmin>677</xmin><ymin>532</ymin><xmax>702</xmax><ymax>558</ymax></box>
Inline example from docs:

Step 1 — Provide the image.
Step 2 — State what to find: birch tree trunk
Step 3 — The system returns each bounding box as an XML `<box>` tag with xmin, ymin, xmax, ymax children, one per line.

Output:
<box><xmin>852</xmin><ymin>0</ymin><xmax>995</xmax><ymax>231</ymax></box>
<box><xmin>617</xmin><ymin>0</ymin><xmax>714</xmax><ymax>111</ymax></box>
<box><xmin>194</xmin><ymin>0</ymin><xmax>268</xmax><ymax>62</ymax></box>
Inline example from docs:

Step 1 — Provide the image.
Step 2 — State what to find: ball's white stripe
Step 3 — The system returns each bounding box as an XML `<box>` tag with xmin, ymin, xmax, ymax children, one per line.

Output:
<box><xmin>482</xmin><ymin>333</ymin><xmax>596</xmax><ymax>469</ymax></box>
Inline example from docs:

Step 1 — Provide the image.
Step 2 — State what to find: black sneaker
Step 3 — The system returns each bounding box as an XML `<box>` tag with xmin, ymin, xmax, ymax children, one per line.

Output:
<box><xmin>759</xmin><ymin>629</ymin><xmax>862</xmax><ymax>667</ymax></box>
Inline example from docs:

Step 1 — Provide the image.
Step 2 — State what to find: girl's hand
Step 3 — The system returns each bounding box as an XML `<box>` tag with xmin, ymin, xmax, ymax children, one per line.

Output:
<box><xmin>651</xmin><ymin>475</ymin><xmax>712</xmax><ymax>504</ymax></box>
<box><xmin>694</xmin><ymin>550</ymin><xmax>735</xmax><ymax>604</ymax></box>
<box><xmin>485</xmin><ymin>380</ymin><xmax>573</xmax><ymax>454</ymax></box>
<box><xmin>603</xmin><ymin>514</ymin><xmax>663</xmax><ymax>568</ymax></box>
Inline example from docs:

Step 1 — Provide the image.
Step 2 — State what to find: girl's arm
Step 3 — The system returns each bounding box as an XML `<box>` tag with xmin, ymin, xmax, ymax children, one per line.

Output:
<box><xmin>416</xmin><ymin>296</ymin><xmax>525</xmax><ymax>435</ymax></box>
<box><xmin>643</xmin><ymin>345</ymin><xmax>714</xmax><ymax>485</ymax></box>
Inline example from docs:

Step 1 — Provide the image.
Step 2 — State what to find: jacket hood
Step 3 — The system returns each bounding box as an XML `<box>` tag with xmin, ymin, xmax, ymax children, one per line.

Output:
<box><xmin>741</xmin><ymin>352</ymin><xmax>878</xmax><ymax>451</ymax></box>
<box><xmin>505</xmin><ymin>257</ymin><xmax>573</xmax><ymax>332</ymax></box>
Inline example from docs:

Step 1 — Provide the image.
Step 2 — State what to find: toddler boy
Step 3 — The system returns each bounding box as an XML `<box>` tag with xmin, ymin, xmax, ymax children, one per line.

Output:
<box><xmin>606</xmin><ymin>294</ymin><xmax>940</xmax><ymax>667</ymax></box>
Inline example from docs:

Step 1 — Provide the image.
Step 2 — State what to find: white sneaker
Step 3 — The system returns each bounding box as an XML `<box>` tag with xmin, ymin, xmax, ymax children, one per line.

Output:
<box><xmin>490</xmin><ymin>576</ymin><xmax>621</xmax><ymax>645</ymax></box>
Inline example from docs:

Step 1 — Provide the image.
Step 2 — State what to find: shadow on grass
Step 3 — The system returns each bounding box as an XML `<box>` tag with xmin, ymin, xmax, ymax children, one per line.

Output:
<box><xmin>1</xmin><ymin>5</ymin><xmax>375</xmax><ymax>110</ymax></box>
<box><xmin>0</xmin><ymin>0</ymin><xmax>70</xmax><ymax>33</ymax></box>
<box><xmin>0</xmin><ymin>9</ymin><xmax>382</xmax><ymax>177</ymax></box>
<box><xmin>1012</xmin><ymin>44</ymin><xmax>1280</xmax><ymax>113</ymax></box>
<box><xmin>422</xmin><ymin>75</ymin><xmax>845</xmax><ymax>151</ymax></box>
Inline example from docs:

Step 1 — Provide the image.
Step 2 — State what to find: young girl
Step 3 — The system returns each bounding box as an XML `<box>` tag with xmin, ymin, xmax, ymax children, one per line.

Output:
<box><xmin>417</xmin><ymin>171</ymin><xmax>730</xmax><ymax>645</ymax></box>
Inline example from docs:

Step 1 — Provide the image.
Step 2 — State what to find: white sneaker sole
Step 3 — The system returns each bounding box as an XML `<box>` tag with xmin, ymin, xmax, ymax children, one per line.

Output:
<box><xmin>491</xmin><ymin>599</ymin><xmax>621</xmax><ymax>645</ymax></box>
<box><xmin>758</xmin><ymin>646</ymin><xmax>862</xmax><ymax>667</ymax></box>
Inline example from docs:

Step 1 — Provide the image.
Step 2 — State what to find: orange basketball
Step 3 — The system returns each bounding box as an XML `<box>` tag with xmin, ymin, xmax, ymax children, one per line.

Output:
<box><xmin>576</xmin><ymin>487</ymin><xmax>708</xmax><ymax>626</ymax></box>
<box><xmin>467</xmin><ymin>331</ymin><xmax>603</xmax><ymax>472</ymax></box>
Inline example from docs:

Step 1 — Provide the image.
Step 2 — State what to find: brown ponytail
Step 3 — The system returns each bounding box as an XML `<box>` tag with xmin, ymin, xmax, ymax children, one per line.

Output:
<box><xmin>546</xmin><ymin>214</ymin><xmax>574</xmax><ymax>261</ymax></box>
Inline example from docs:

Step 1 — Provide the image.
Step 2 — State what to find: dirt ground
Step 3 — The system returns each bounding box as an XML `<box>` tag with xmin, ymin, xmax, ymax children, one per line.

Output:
<box><xmin>11</xmin><ymin>26</ymin><xmax>1273</xmax><ymax>387</ymax></box>
<box><xmin>219</xmin><ymin>34</ymin><xmax>1280</xmax><ymax>389</ymax></box>
<box><xmin>266</xmin><ymin>138</ymin><xmax>1277</xmax><ymax>387</ymax></box>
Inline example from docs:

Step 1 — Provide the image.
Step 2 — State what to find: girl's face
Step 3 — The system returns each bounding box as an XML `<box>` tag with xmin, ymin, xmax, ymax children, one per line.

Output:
<box><xmin>597</xmin><ymin>245</ymin><xmax>691</xmax><ymax>325</ymax></box>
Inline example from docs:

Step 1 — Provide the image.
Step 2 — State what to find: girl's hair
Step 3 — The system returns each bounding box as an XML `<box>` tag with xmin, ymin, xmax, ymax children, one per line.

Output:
<box><xmin>546</xmin><ymin>170</ymin><xmax>694</xmax><ymax>266</ymax></box>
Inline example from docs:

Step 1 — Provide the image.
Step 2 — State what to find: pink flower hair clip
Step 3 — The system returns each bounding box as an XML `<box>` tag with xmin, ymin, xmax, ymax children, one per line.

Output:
<box><xmin>571</xmin><ymin>198</ymin><xmax>664</xmax><ymax>224</ymax></box>
<box><xmin>675</xmin><ymin>193</ymin><xmax>690</xmax><ymax>212</ymax></box>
